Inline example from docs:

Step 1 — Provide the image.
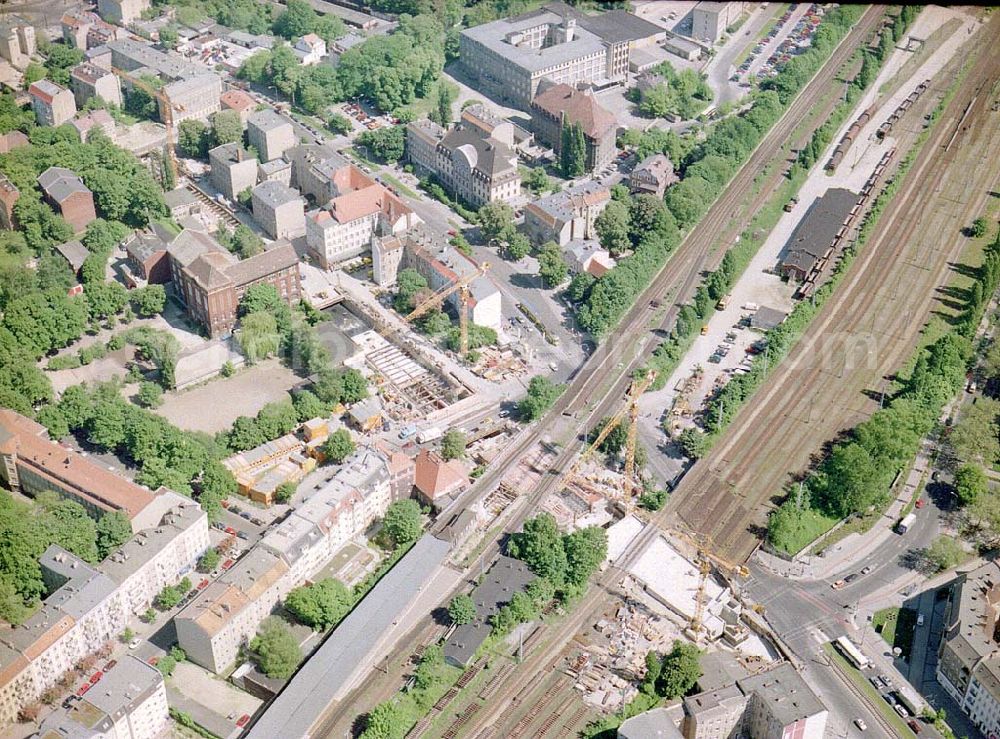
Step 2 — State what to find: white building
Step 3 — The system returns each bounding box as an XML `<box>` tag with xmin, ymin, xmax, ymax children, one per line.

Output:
<box><xmin>35</xmin><ymin>655</ymin><xmax>168</xmax><ymax>739</ymax></box>
<box><xmin>293</xmin><ymin>33</ymin><xmax>326</xmax><ymax>65</ymax></box>
<box><xmin>252</xmin><ymin>180</ymin><xmax>305</xmax><ymax>240</ymax></box>
<box><xmin>305</xmin><ymin>169</ymin><xmax>420</xmax><ymax>269</ymax></box>
<box><xmin>246</xmin><ymin>109</ymin><xmax>296</xmax><ymax>164</ymax></box>
<box><xmin>691</xmin><ymin>1</ymin><xmax>745</xmax><ymax>44</ymax></box>
<box><xmin>175</xmin><ymin>447</ymin><xmax>403</xmax><ymax>674</ymax></box>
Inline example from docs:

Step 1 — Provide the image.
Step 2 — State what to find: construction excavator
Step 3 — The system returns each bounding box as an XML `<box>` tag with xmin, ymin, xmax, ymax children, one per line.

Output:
<box><xmin>405</xmin><ymin>262</ymin><xmax>490</xmax><ymax>355</ymax></box>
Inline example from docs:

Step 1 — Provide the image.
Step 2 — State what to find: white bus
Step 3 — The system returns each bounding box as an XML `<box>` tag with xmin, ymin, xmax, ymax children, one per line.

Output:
<box><xmin>835</xmin><ymin>636</ymin><xmax>871</xmax><ymax>669</ymax></box>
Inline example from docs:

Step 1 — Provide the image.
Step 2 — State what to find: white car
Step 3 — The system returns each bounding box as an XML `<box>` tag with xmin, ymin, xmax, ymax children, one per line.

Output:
<box><xmin>128</xmin><ymin>638</ymin><xmax>141</xmax><ymax>650</ymax></box>
<box><xmin>854</xmin><ymin>718</ymin><xmax>867</xmax><ymax>731</ymax></box>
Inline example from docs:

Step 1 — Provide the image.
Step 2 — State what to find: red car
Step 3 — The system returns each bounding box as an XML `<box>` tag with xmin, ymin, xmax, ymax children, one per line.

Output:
<box><xmin>915</xmin><ymin>499</ymin><xmax>925</xmax><ymax>509</ymax></box>
<box><xmin>198</xmin><ymin>578</ymin><xmax>209</xmax><ymax>590</ymax></box>
<box><xmin>77</xmin><ymin>683</ymin><xmax>91</xmax><ymax>696</ymax></box>
<box><xmin>225</xmin><ymin>527</ymin><xmax>237</xmax><ymax>535</ymax></box>
<box><xmin>89</xmin><ymin>671</ymin><xmax>103</xmax><ymax>684</ymax></box>
<box><xmin>222</xmin><ymin>559</ymin><xmax>234</xmax><ymax>570</ymax></box>
<box><xmin>447</xmin><ymin>229</ymin><xmax>457</xmax><ymax>237</ymax></box>
<box><xmin>236</xmin><ymin>715</ymin><xmax>251</xmax><ymax>728</ymax></box>
<box><xmin>103</xmin><ymin>660</ymin><xmax>117</xmax><ymax>672</ymax></box>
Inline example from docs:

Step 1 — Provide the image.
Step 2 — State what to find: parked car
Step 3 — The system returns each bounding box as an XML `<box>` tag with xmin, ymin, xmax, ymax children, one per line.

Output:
<box><xmin>831</xmin><ymin>579</ymin><xmax>846</xmax><ymax>590</ymax></box>
<box><xmin>128</xmin><ymin>638</ymin><xmax>141</xmax><ymax>650</ymax></box>
<box><xmin>854</xmin><ymin>718</ymin><xmax>867</xmax><ymax>731</ymax></box>
<box><xmin>908</xmin><ymin>720</ymin><xmax>922</xmax><ymax>734</ymax></box>
<box><xmin>917</xmin><ymin>613</ymin><xmax>925</xmax><ymax>626</ymax></box>
<box><xmin>103</xmin><ymin>660</ymin><xmax>117</xmax><ymax>672</ymax></box>
<box><xmin>861</xmin><ymin>565</ymin><xmax>873</xmax><ymax>575</ymax></box>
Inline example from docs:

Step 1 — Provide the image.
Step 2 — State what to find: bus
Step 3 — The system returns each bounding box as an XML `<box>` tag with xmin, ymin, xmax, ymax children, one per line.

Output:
<box><xmin>835</xmin><ymin>636</ymin><xmax>871</xmax><ymax>669</ymax></box>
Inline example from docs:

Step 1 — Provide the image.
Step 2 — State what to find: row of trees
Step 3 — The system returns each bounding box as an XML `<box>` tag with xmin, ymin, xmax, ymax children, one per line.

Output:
<box><xmin>769</xmin><ymin>224</ymin><xmax>1000</xmax><ymax>552</ymax></box>
<box><xmin>507</xmin><ymin>513</ymin><xmax>608</xmax><ymax>601</ymax></box>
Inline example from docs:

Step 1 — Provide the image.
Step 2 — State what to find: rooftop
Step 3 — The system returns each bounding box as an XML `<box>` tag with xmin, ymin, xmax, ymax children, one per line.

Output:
<box><xmin>526</xmin><ymin>180</ymin><xmax>609</xmax><ymax>226</ymax></box>
<box><xmin>55</xmin><ymin>240</ymin><xmax>89</xmax><ymax>272</ymax></box>
<box><xmin>107</xmin><ymin>38</ymin><xmax>202</xmax><ymax>80</ymax></box>
<box><xmin>220</xmin><ymin>88</ymin><xmax>256</xmax><ymax>112</ymax></box>
<box><xmin>531</xmin><ymin>83</ymin><xmax>617</xmax><ymax>139</ymax></box>
<box><xmin>414</xmin><ymin>449</ymin><xmax>467</xmax><ymax>502</ymax></box>
<box><xmin>780</xmin><ymin>187</ymin><xmax>857</xmax><ymax>274</ymax></box>
<box><xmin>29</xmin><ymin>79</ymin><xmax>69</xmax><ymax>103</ymax></box>
<box><xmin>37</xmin><ymin>167</ymin><xmax>91</xmax><ymax>204</ymax></box>
<box><xmin>244</xmin><ymin>535</ymin><xmax>451</xmax><ymax>738</ymax></box>
<box><xmin>252</xmin><ymin>180</ymin><xmax>302</xmax><ymax>209</ymax></box>
<box><xmin>70</xmin><ymin>62</ymin><xmax>113</xmax><ymax>85</ymax></box>
<box><xmin>248</xmin><ymin>108</ymin><xmax>292</xmax><ymax>133</ymax></box>
<box><xmin>737</xmin><ymin>663</ymin><xmax>827</xmax><ymax>726</ymax></box>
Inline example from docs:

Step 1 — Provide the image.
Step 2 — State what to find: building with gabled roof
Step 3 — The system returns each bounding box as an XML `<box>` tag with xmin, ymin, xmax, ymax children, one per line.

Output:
<box><xmin>414</xmin><ymin>448</ymin><xmax>467</xmax><ymax>506</ymax></box>
<box><xmin>55</xmin><ymin>239</ymin><xmax>89</xmax><ymax>277</ymax></box>
<box><xmin>29</xmin><ymin>80</ymin><xmax>77</xmax><ymax>128</ymax></box>
<box><xmin>629</xmin><ymin>153</ymin><xmax>679</xmax><ymax>198</ymax></box>
<box><xmin>37</xmin><ymin>167</ymin><xmax>97</xmax><ymax>233</ymax></box>
<box><xmin>524</xmin><ymin>180</ymin><xmax>610</xmax><ymax>245</ymax></box>
<box><xmin>221</xmin><ymin>88</ymin><xmax>257</xmax><ymax>124</ymax></box>
<box><xmin>530</xmin><ymin>82</ymin><xmax>617</xmax><ymax>172</ymax></box>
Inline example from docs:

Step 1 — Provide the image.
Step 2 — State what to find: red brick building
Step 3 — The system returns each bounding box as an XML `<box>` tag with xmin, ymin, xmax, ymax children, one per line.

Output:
<box><xmin>37</xmin><ymin>166</ymin><xmax>97</xmax><ymax>233</ymax></box>
<box><xmin>167</xmin><ymin>230</ymin><xmax>301</xmax><ymax>337</ymax></box>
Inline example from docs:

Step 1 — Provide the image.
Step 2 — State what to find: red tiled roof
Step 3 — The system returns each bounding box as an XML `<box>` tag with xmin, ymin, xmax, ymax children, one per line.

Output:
<box><xmin>220</xmin><ymin>89</ymin><xmax>255</xmax><ymax>112</ymax></box>
<box><xmin>531</xmin><ymin>84</ymin><xmax>617</xmax><ymax>139</ymax></box>
<box><xmin>414</xmin><ymin>449</ymin><xmax>466</xmax><ymax>500</ymax></box>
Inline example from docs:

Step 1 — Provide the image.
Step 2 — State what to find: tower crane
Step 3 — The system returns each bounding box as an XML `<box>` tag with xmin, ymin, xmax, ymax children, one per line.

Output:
<box><xmin>622</xmin><ymin>370</ymin><xmax>658</xmax><ymax>502</ymax></box>
<box><xmin>111</xmin><ymin>68</ymin><xmax>181</xmax><ymax>184</ymax></box>
<box><xmin>670</xmin><ymin>527</ymin><xmax>749</xmax><ymax>638</ymax></box>
<box><xmin>556</xmin><ymin>370</ymin><xmax>657</xmax><ymax>501</ymax></box>
<box><xmin>405</xmin><ymin>262</ymin><xmax>490</xmax><ymax>355</ymax></box>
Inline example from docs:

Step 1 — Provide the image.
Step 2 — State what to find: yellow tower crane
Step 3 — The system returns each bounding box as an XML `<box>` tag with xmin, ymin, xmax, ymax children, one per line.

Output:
<box><xmin>622</xmin><ymin>370</ymin><xmax>657</xmax><ymax>502</ymax></box>
<box><xmin>111</xmin><ymin>68</ymin><xmax>181</xmax><ymax>185</ymax></box>
<box><xmin>556</xmin><ymin>370</ymin><xmax>656</xmax><ymax>502</ymax></box>
<box><xmin>405</xmin><ymin>262</ymin><xmax>490</xmax><ymax>355</ymax></box>
<box><xmin>671</xmin><ymin>527</ymin><xmax>750</xmax><ymax>637</ymax></box>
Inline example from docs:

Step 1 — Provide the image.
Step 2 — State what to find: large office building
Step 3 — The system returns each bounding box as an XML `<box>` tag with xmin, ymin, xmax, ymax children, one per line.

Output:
<box><xmin>691</xmin><ymin>2</ymin><xmax>746</xmax><ymax>45</ymax></box>
<box><xmin>459</xmin><ymin>2</ymin><xmax>663</xmax><ymax>109</ymax></box>
<box><xmin>406</xmin><ymin>110</ymin><xmax>521</xmax><ymax>208</ymax></box>
<box><xmin>167</xmin><ymin>229</ymin><xmax>301</xmax><ymax>337</ymax></box>
<box><xmin>938</xmin><ymin>561</ymin><xmax>1000</xmax><ymax>738</ymax></box>
<box><xmin>176</xmin><ymin>446</ymin><xmax>410</xmax><ymax>673</ymax></box>
<box><xmin>523</xmin><ymin>181</ymin><xmax>610</xmax><ymax>246</ymax></box>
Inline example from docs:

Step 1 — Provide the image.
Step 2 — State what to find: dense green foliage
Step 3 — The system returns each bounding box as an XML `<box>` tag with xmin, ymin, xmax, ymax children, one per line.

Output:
<box><xmin>640</xmin><ymin>641</ymin><xmax>702</xmax><ymax>699</ymax></box>
<box><xmin>284</xmin><ymin>578</ymin><xmax>352</xmax><ymax>631</ymax></box>
<box><xmin>632</xmin><ymin>62</ymin><xmax>711</xmax><ymax>120</ymax></box>
<box><xmin>323</xmin><ymin>428</ymin><xmax>356</xmax><ymax>464</ymax></box>
<box><xmin>357</xmin><ymin>126</ymin><xmax>406</xmax><ymax>163</ymax></box>
<box><xmin>250</xmin><ymin>617</ymin><xmax>302</xmax><ymax>679</ymax></box>
<box><xmin>382</xmin><ymin>499</ymin><xmax>423</xmax><ymax>547</ymax></box>
<box><xmin>560</xmin><ymin>121</ymin><xmax>586</xmax><ymax>177</ymax></box>
<box><xmin>518</xmin><ymin>376</ymin><xmax>564</xmax><ymax>421</ymax></box>
<box><xmin>507</xmin><ymin>513</ymin><xmax>607</xmax><ymax>600</ymax></box>
<box><xmin>440</xmin><ymin>429</ymin><xmax>466</xmax><ymax>461</ymax></box>
<box><xmin>447</xmin><ymin>593</ymin><xmax>475</xmax><ymax>625</ymax></box>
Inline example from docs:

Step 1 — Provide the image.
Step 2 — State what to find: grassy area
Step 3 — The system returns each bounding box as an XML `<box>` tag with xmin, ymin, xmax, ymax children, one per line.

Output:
<box><xmin>380</xmin><ymin>172</ymin><xmax>418</xmax><ymax>198</ymax></box>
<box><xmin>770</xmin><ymin>506</ymin><xmax>840</xmax><ymax>556</ymax></box>
<box><xmin>809</xmin><ymin>509</ymin><xmax>880</xmax><ymax>556</ymax></box>
<box><xmin>872</xmin><ymin>606</ymin><xmax>918</xmax><ymax>658</ymax></box>
<box><xmin>823</xmin><ymin>642</ymin><xmax>916</xmax><ymax>736</ymax></box>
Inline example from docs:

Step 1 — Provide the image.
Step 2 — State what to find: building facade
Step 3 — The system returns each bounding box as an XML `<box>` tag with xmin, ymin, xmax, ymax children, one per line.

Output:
<box><xmin>530</xmin><ymin>83</ymin><xmax>617</xmax><ymax>172</ymax></box>
<box><xmin>209</xmin><ymin>142</ymin><xmax>258</xmax><ymax>202</ymax></box>
<box><xmin>251</xmin><ymin>180</ymin><xmax>306</xmax><ymax>240</ymax></box>
<box><xmin>70</xmin><ymin>62</ymin><xmax>123</xmax><ymax>108</ymax></box>
<box><xmin>161</xmin><ymin>74</ymin><xmax>222</xmax><ymax>123</ymax></box>
<box><xmin>37</xmin><ymin>166</ymin><xmax>97</xmax><ymax>233</ymax></box>
<box><xmin>97</xmin><ymin>0</ymin><xmax>151</xmax><ymax>25</ymax></box>
<box><xmin>0</xmin><ymin>18</ymin><xmax>35</xmax><ymax>69</ymax></box>
<box><xmin>247</xmin><ymin>109</ymin><xmax>296</xmax><ymax>164</ymax></box>
<box><xmin>691</xmin><ymin>2</ymin><xmax>745</xmax><ymax>44</ymax></box>
<box><xmin>29</xmin><ymin>80</ymin><xmax>77</xmax><ymax>128</ymax></box>
<box><xmin>523</xmin><ymin>181</ymin><xmax>610</xmax><ymax>245</ymax></box>
<box><xmin>629</xmin><ymin>153</ymin><xmax>679</xmax><ymax>198</ymax></box>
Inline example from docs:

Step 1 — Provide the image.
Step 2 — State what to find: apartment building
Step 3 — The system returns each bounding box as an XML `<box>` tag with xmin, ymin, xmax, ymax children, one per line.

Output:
<box><xmin>938</xmin><ymin>561</ymin><xmax>1000</xmax><ymax>738</ymax></box>
<box><xmin>247</xmin><ymin>109</ymin><xmax>296</xmax><ymax>164</ymax></box>
<box><xmin>220</xmin><ymin>89</ymin><xmax>257</xmax><ymax>125</ymax></box>
<box><xmin>0</xmin><ymin>17</ymin><xmax>35</xmax><ymax>69</ymax></box>
<box><xmin>305</xmin><ymin>165</ymin><xmax>420</xmax><ymax>268</ymax></box>
<box><xmin>62</xmin><ymin>10</ymin><xmax>121</xmax><ymax>51</ymax></box>
<box><xmin>530</xmin><ymin>83</ymin><xmax>617</xmax><ymax>172</ymax></box>
<box><xmin>29</xmin><ymin>80</ymin><xmax>77</xmax><ymax>128</ymax></box>
<box><xmin>0</xmin><ymin>491</ymin><xmax>202</xmax><ymax>729</ymax></box>
<box><xmin>37</xmin><ymin>166</ymin><xmax>96</xmax><ymax>233</ymax></box>
<box><xmin>258</xmin><ymin>157</ymin><xmax>292</xmax><ymax>187</ymax></box>
<box><xmin>209</xmin><ymin>142</ymin><xmax>258</xmax><ymax>202</ymax></box>
<box><xmin>69</xmin><ymin>62</ymin><xmax>122</xmax><ymax>109</ymax></box>
<box><xmin>0</xmin><ymin>409</ymin><xmax>171</xmax><ymax>531</ymax></box>
<box><xmin>285</xmin><ymin>143</ymin><xmax>353</xmax><ymax>203</ymax></box>
<box><xmin>177</xmin><ymin>446</ymin><xmax>407</xmax><ymax>673</ymax></box>
<box><xmin>252</xmin><ymin>180</ymin><xmax>306</xmax><ymax>240</ymax></box>
<box><xmin>405</xmin><ymin>116</ymin><xmax>521</xmax><ymax>207</ymax></box>
<box><xmin>458</xmin><ymin>2</ymin><xmax>662</xmax><ymax>109</ymax></box>
<box><xmin>523</xmin><ymin>181</ymin><xmax>610</xmax><ymax>245</ymax></box>
<box><xmin>167</xmin><ymin>229</ymin><xmax>301</xmax><ymax>337</ymax></box>
<box><xmin>73</xmin><ymin>109</ymin><xmax>117</xmax><ymax>143</ymax></box>
<box><xmin>293</xmin><ymin>33</ymin><xmax>326</xmax><ymax>66</ymax></box>
<box><xmin>36</xmin><ymin>656</ymin><xmax>168</xmax><ymax>739</ymax></box>
<box><xmin>373</xmin><ymin>228</ymin><xmax>502</xmax><ymax>330</ymax></box>
<box><xmin>97</xmin><ymin>0</ymin><xmax>151</xmax><ymax>25</ymax></box>
<box><xmin>629</xmin><ymin>153</ymin><xmax>679</xmax><ymax>198</ymax></box>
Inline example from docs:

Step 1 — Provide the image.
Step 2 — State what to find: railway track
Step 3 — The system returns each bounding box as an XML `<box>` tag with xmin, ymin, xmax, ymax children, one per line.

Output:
<box><xmin>667</xmin><ymin>10</ymin><xmax>1000</xmax><ymax>562</ymax></box>
<box><xmin>315</xmin><ymin>9</ymin><xmax>886</xmax><ymax>737</ymax></box>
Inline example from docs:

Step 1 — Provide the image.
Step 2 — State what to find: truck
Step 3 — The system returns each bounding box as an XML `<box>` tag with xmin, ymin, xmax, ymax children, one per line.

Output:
<box><xmin>896</xmin><ymin>512</ymin><xmax>917</xmax><ymax>534</ymax></box>
<box><xmin>416</xmin><ymin>426</ymin><xmax>443</xmax><ymax>444</ymax></box>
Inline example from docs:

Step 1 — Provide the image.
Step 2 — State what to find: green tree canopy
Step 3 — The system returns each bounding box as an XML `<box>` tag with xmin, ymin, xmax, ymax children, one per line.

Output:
<box><xmin>284</xmin><ymin>578</ymin><xmax>352</xmax><ymax>630</ymax></box>
<box><xmin>448</xmin><ymin>593</ymin><xmax>476</xmax><ymax>625</ymax></box>
<box><xmin>250</xmin><ymin>617</ymin><xmax>302</xmax><ymax>679</ymax></box>
<box><xmin>323</xmin><ymin>428</ymin><xmax>356</xmax><ymax>464</ymax></box>
<box><xmin>383</xmin><ymin>499</ymin><xmax>422</xmax><ymax>548</ymax></box>
<box><xmin>440</xmin><ymin>429</ymin><xmax>466</xmax><ymax>461</ymax></box>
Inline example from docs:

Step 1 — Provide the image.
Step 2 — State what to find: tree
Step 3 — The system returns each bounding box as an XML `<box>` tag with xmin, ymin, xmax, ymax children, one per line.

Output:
<box><xmin>478</xmin><ymin>202</ymin><xmax>514</xmax><ymax>244</ymax></box>
<box><xmin>85</xmin><ymin>280</ymin><xmax>128</xmax><ymax>319</ymax></box>
<box><xmin>96</xmin><ymin>511</ymin><xmax>132</xmax><ymax>559</ymax></box>
<box><xmin>211</xmin><ymin>110</ymin><xmax>244</xmax><ymax>147</ymax></box>
<box><xmin>433</xmin><ymin>81</ymin><xmax>456</xmax><ymax>127</ymax></box>
<box><xmin>142</xmin><ymin>607</ymin><xmax>156</xmax><ymax>623</ymax></box>
<box><xmin>950</xmin><ymin>398</ymin><xmax>1000</xmax><ymax>466</ymax></box>
<box><xmin>537</xmin><ymin>241</ymin><xmax>568</xmax><ymax>287</ymax></box>
<box><xmin>563</xmin><ymin>526</ymin><xmax>607</xmax><ymax>587</ymax></box>
<box><xmin>273</xmin><ymin>0</ymin><xmax>318</xmax><ymax>39</ymax></box>
<box><xmin>120</xmin><ymin>627</ymin><xmax>135</xmax><ymax>644</ymax></box>
<box><xmin>655</xmin><ymin>640</ymin><xmax>702</xmax><ymax>699</ymax></box>
<box><xmin>638</xmin><ymin>488</ymin><xmax>668</xmax><ymax>511</ymax></box>
<box><xmin>23</xmin><ymin>62</ymin><xmax>45</xmax><ymax>86</ymax></box>
<box><xmin>518</xmin><ymin>376</ymin><xmax>564</xmax><ymax>421</ymax></box>
<box><xmin>508</xmin><ymin>513</ymin><xmax>567</xmax><ymax>585</ymax></box>
<box><xmin>393</xmin><ymin>268</ymin><xmax>428</xmax><ymax>313</ymax></box>
<box><xmin>198</xmin><ymin>548</ymin><xmax>221</xmax><ymax>573</ymax></box>
<box><xmin>955</xmin><ymin>464</ymin><xmax>989</xmax><ymax>506</ymax></box>
<box><xmin>383</xmin><ymin>499</ymin><xmax>422</xmax><ymax>548</ymax></box>
<box><xmin>448</xmin><ymin>593</ymin><xmax>475</xmax><ymax>625</ymax></box>
<box><xmin>136</xmin><ymin>381</ymin><xmax>164</xmax><ymax>408</ymax></box>
<box><xmin>523</xmin><ymin>166</ymin><xmax>552</xmax><ymax>195</ymax></box>
<box><xmin>250</xmin><ymin>617</ymin><xmax>302</xmax><ymax>679</ymax></box>
<box><xmin>560</xmin><ymin>121</ymin><xmax>587</xmax><ymax>177</ymax></box>
<box><xmin>595</xmin><ymin>200</ymin><xmax>631</xmax><ymax>257</ymax></box>
<box><xmin>326</xmin><ymin>112</ymin><xmax>351</xmax><ymax>135</ymax></box>
<box><xmin>340</xmin><ymin>368</ymin><xmax>368</xmax><ymax>403</ymax></box>
<box><xmin>291</xmin><ymin>389</ymin><xmax>328</xmax><ymax>422</ymax></box>
<box><xmin>284</xmin><ymin>578</ymin><xmax>352</xmax><ymax>630</ymax></box>
<box><xmin>503</xmin><ymin>231</ymin><xmax>531</xmax><ymax>261</ymax></box>
<box><xmin>131</xmin><ymin>284</ymin><xmax>166</xmax><ymax>317</ymax></box>
<box><xmin>925</xmin><ymin>536</ymin><xmax>965</xmax><ymax>572</ymax></box>
<box><xmin>323</xmin><ymin>428</ymin><xmax>356</xmax><ymax>464</ymax></box>
<box><xmin>677</xmin><ymin>427</ymin><xmax>709</xmax><ymax>459</ymax></box>
<box><xmin>178</xmin><ymin>119</ymin><xmax>210</xmax><ymax>159</ymax></box>
<box><xmin>158</xmin><ymin>23</ymin><xmax>179</xmax><ymax>49</ymax></box>
<box><xmin>156</xmin><ymin>654</ymin><xmax>177</xmax><ymax>677</ymax></box>
<box><xmin>275</xmin><ymin>481</ymin><xmax>297</xmax><ymax>504</ymax></box>
<box><xmin>237</xmin><ymin>311</ymin><xmax>282</xmax><ymax>363</ymax></box>
<box><xmin>155</xmin><ymin>583</ymin><xmax>183</xmax><ymax>610</ymax></box>
<box><xmin>971</xmin><ymin>217</ymin><xmax>990</xmax><ymax>239</ymax></box>
<box><xmin>361</xmin><ymin>700</ymin><xmax>407</xmax><ymax>739</ymax></box>
<box><xmin>441</xmin><ymin>429</ymin><xmax>466</xmax><ymax>460</ymax></box>
<box><xmin>356</xmin><ymin>126</ymin><xmax>405</xmax><ymax>162</ymax></box>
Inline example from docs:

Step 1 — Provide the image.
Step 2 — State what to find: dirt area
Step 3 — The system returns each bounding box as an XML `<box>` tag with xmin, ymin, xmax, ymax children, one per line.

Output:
<box><xmin>169</xmin><ymin>661</ymin><xmax>261</xmax><ymax>727</ymax></box>
<box><xmin>155</xmin><ymin>359</ymin><xmax>305</xmax><ymax>433</ymax></box>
